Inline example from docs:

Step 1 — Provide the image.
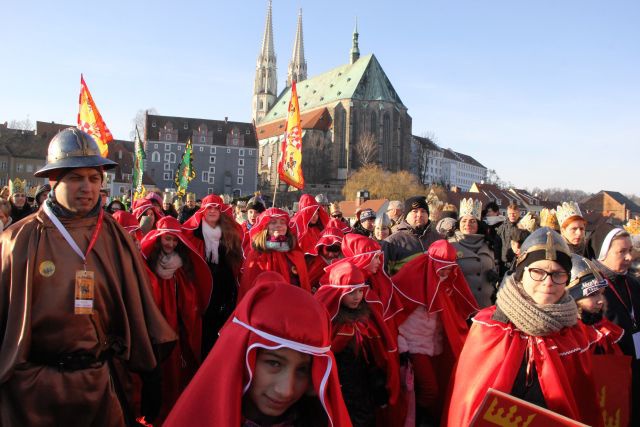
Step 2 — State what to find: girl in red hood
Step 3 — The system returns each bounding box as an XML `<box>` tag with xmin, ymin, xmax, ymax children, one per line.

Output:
<box><xmin>239</xmin><ymin>208</ymin><xmax>310</xmax><ymax>300</ymax></box>
<box><xmin>140</xmin><ymin>216</ymin><xmax>213</xmax><ymax>422</ymax></box>
<box><xmin>164</xmin><ymin>273</ymin><xmax>353</xmax><ymax>427</ymax></box>
<box><xmin>132</xmin><ymin>198</ymin><xmax>164</xmax><ymax>236</ymax></box>
<box><xmin>290</xmin><ymin>194</ymin><xmax>330</xmax><ymax>255</ymax></box>
<box><xmin>306</xmin><ymin>226</ymin><xmax>344</xmax><ymax>292</ymax></box>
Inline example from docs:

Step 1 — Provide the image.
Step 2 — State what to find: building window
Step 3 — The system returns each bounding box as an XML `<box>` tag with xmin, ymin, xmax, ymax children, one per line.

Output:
<box><xmin>238</xmin><ymin>158</ymin><xmax>245</xmax><ymax>166</ymax></box>
<box><xmin>200</xmin><ymin>136</ymin><xmax>206</xmax><ymax>143</ymax></box>
<box><xmin>152</xmin><ymin>121</ymin><xmax>156</xmax><ymax>127</ymax></box>
<box><xmin>237</xmin><ymin>177</ymin><xmax>243</xmax><ymax>185</ymax></box>
<box><xmin>208</xmin><ymin>188</ymin><xmax>214</xmax><ymax>194</ymax></box>
<box><xmin>0</xmin><ymin>161</ymin><xmax>6</xmax><ymax>170</ymax></box>
<box><xmin>238</xmin><ymin>168</ymin><xmax>244</xmax><ymax>176</ymax></box>
<box><xmin>202</xmin><ymin>171</ymin><xmax>209</xmax><ymax>182</ymax></box>
<box><xmin>164</xmin><ymin>143</ymin><xmax>171</xmax><ymax>151</ymax></box>
<box><xmin>338</xmin><ymin>109</ymin><xmax>346</xmax><ymax>168</ymax></box>
<box><xmin>209</xmin><ymin>156</ymin><xmax>216</xmax><ymax>164</ymax></box>
<box><xmin>226</xmin><ymin>148</ymin><xmax>231</xmax><ymax>154</ymax></box>
<box><xmin>245</xmin><ymin>129</ymin><xmax>250</xmax><ymax>134</ymax></box>
<box><xmin>208</xmin><ymin>175</ymin><xmax>215</xmax><ymax>184</ymax></box>
<box><xmin>154</xmin><ymin>144</ymin><xmax>158</xmax><ymax>149</ymax></box>
<box><xmin>183</xmin><ymin>122</ymin><xmax>189</xmax><ymax>130</ymax></box>
<box><xmin>248</xmin><ymin>149</ymin><xmax>253</xmax><ymax>155</ymax></box>
<box><xmin>177</xmin><ymin>145</ymin><xmax>182</xmax><ymax>151</ymax></box>
<box><xmin>199</xmin><ymin>146</ymin><xmax>204</xmax><ymax>152</ymax></box>
<box><xmin>151</xmin><ymin>152</ymin><xmax>160</xmax><ymax>162</ymax></box>
<box><xmin>209</xmin><ymin>166</ymin><xmax>216</xmax><ymax>174</ymax></box>
<box><xmin>16</xmin><ymin>163</ymin><xmax>24</xmax><ymax>172</ymax></box>
<box><xmin>164</xmin><ymin>163</ymin><xmax>171</xmax><ymax>171</ymax></box>
<box><xmin>26</xmin><ymin>164</ymin><xmax>34</xmax><ymax>173</ymax></box>
<box><xmin>163</xmin><ymin>172</ymin><xmax>171</xmax><ymax>180</ymax></box>
<box><xmin>210</xmin><ymin>147</ymin><xmax>216</xmax><ymax>154</ymax></box>
<box><xmin>239</xmin><ymin>149</ymin><xmax>245</xmax><ymax>157</ymax></box>
<box><xmin>165</xmin><ymin>134</ymin><xmax>172</xmax><ymax>141</ymax></box>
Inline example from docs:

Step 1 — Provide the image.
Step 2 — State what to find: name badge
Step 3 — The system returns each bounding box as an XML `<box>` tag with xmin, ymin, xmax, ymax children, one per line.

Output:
<box><xmin>75</xmin><ymin>270</ymin><xmax>95</xmax><ymax>315</ymax></box>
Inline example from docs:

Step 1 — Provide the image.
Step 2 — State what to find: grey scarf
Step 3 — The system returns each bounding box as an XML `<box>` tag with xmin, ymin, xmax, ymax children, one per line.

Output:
<box><xmin>496</xmin><ymin>274</ymin><xmax>577</xmax><ymax>336</ymax></box>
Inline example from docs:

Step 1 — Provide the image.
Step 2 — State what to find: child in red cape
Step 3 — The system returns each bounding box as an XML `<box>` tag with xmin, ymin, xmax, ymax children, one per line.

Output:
<box><xmin>164</xmin><ymin>272</ymin><xmax>353</xmax><ymax>427</ymax></box>
<box><xmin>391</xmin><ymin>239</ymin><xmax>479</xmax><ymax>425</ymax></box>
<box><xmin>306</xmin><ymin>226</ymin><xmax>343</xmax><ymax>292</ymax></box>
<box><xmin>140</xmin><ymin>216</ymin><xmax>213</xmax><ymax>422</ymax></box>
<box><xmin>290</xmin><ymin>194</ymin><xmax>330</xmax><ymax>255</ymax></box>
<box><xmin>239</xmin><ymin>208</ymin><xmax>310</xmax><ymax>299</ymax></box>
<box><xmin>315</xmin><ymin>261</ymin><xmax>400</xmax><ymax>426</ymax></box>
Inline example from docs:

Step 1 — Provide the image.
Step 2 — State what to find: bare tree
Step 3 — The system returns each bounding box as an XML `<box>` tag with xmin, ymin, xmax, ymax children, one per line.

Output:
<box><xmin>130</xmin><ymin>108</ymin><xmax>158</xmax><ymax>140</ymax></box>
<box><xmin>8</xmin><ymin>116</ymin><xmax>35</xmax><ymax>131</ymax></box>
<box><xmin>412</xmin><ymin>132</ymin><xmax>438</xmax><ymax>184</ymax></box>
<box><xmin>355</xmin><ymin>132</ymin><xmax>378</xmax><ymax>167</ymax></box>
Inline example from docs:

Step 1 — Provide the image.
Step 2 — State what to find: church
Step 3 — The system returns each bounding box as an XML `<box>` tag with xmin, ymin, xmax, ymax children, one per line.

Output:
<box><xmin>254</xmin><ymin>1</ymin><xmax>413</xmax><ymax>198</ymax></box>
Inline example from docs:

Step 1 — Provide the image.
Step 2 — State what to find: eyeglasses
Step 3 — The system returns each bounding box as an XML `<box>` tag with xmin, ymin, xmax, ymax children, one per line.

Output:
<box><xmin>525</xmin><ymin>267</ymin><xmax>569</xmax><ymax>285</ymax></box>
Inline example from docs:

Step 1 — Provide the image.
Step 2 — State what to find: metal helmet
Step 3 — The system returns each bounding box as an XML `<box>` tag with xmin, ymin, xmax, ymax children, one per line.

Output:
<box><xmin>34</xmin><ymin>127</ymin><xmax>117</xmax><ymax>177</ymax></box>
<box><xmin>515</xmin><ymin>227</ymin><xmax>572</xmax><ymax>271</ymax></box>
<box><xmin>315</xmin><ymin>193</ymin><xmax>329</xmax><ymax>205</ymax></box>
<box><xmin>374</xmin><ymin>212</ymin><xmax>391</xmax><ymax>229</ymax></box>
<box><xmin>567</xmin><ymin>254</ymin><xmax>607</xmax><ymax>300</ymax></box>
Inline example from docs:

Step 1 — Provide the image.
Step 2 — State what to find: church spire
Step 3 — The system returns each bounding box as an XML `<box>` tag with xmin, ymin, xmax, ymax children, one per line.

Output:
<box><xmin>287</xmin><ymin>9</ymin><xmax>307</xmax><ymax>87</ymax></box>
<box><xmin>350</xmin><ymin>18</ymin><xmax>360</xmax><ymax>64</ymax></box>
<box><xmin>253</xmin><ymin>0</ymin><xmax>278</xmax><ymax>124</ymax></box>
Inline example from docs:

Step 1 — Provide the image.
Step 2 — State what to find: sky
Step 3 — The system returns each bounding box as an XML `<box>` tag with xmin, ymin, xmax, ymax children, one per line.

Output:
<box><xmin>1</xmin><ymin>0</ymin><xmax>638</xmax><ymax>195</ymax></box>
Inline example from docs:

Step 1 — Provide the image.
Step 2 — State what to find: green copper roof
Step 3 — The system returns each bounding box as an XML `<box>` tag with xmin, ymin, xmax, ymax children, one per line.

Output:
<box><xmin>261</xmin><ymin>54</ymin><xmax>405</xmax><ymax>123</ymax></box>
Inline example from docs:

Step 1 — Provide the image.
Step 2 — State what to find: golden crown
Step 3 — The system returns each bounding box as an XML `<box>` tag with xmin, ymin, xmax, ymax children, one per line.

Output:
<box><xmin>186</xmin><ymin>192</ymin><xmax>196</xmax><ymax>201</ymax></box>
<box><xmin>539</xmin><ymin>208</ymin><xmax>559</xmax><ymax>231</ymax></box>
<box><xmin>8</xmin><ymin>178</ymin><xmax>26</xmax><ymax>195</ymax></box>
<box><xmin>459</xmin><ymin>198</ymin><xmax>482</xmax><ymax>220</ymax></box>
<box><xmin>624</xmin><ymin>218</ymin><xmax>640</xmax><ymax>235</ymax></box>
<box><xmin>555</xmin><ymin>201</ymin><xmax>583</xmax><ymax>228</ymax></box>
<box><xmin>517</xmin><ymin>212</ymin><xmax>538</xmax><ymax>232</ymax></box>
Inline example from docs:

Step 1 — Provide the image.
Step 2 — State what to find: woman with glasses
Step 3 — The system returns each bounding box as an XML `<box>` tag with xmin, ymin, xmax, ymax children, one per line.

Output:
<box><xmin>446</xmin><ymin>227</ymin><xmax>602</xmax><ymax>426</ymax></box>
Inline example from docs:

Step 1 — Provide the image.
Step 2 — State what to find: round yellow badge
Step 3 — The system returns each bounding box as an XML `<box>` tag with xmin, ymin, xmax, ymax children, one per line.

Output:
<box><xmin>456</xmin><ymin>251</ymin><xmax>464</xmax><ymax>259</ymax></box>
<box><xmin>39</xmin><ymin>260</ymin><xmax>56</xmax><ymax>277</ymax></box>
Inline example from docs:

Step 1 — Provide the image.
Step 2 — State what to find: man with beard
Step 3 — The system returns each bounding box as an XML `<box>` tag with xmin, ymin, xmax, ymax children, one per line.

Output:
<box><xmin>0</xmin><ymin>127</ymin><xmax>176</xmax><ymax>426</ymax></box>
<box><xmin>383</xmin><ymin>196</ymin><xmax>442</xmax><ymax>275</ymax></box>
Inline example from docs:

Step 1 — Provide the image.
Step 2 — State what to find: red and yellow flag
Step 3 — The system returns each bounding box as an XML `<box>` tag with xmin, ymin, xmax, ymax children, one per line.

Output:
<box><xmin>278</xmin><ymin>81</ymin><xmax>304</xmax><ymax>189</ymax></box>
<box><xmin>78</xmin><ymin>74</ymin><xmax>113</xmax><ymax>157</ymax></box>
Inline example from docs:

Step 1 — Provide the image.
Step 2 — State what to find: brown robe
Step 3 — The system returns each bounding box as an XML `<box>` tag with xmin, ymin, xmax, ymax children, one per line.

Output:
<box><xmin>0</xmin><ymin>210</ymin><xmax>177</xmax><ymax>426</ymax></box>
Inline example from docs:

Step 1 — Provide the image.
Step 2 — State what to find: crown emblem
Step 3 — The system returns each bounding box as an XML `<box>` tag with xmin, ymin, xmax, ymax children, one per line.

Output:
<box><xmin>539</xmin><ymin>208</ymin><xmax>559</xmax><ymax>231</ymax></box>
<box><xmin>8</xmin><ymin>178</ymin><xmax>27</xmax><ymax>195</ymax></box>
<box><xmin>459</xmin><ymin>198</ymin><xmax>482</xmax><ymax>220</ymax></box>
<box><xmin>517</xmin><ymin>212</ymin><xmax>538</xmax><ymax>233</ymax></box>
<box><xmin>555</xmin><ymin>201</ymin><xmax>583</xmax><ymax>228</ymax></box>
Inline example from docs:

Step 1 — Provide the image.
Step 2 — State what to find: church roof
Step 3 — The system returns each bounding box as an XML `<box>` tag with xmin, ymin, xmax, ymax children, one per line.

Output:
<box><xmin>257</xmin><ymin>107</ymin><xmax>332</xmax><ymax>140</ymax></box>
<box><xmin>261</xmin><ymin>54</ymin><xmax>405</xmax><ymax>123</ymax></box>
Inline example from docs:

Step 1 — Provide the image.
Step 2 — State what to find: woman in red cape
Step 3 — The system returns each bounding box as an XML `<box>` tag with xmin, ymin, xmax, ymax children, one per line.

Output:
<box><xmin>445</xmin><ymin>228</ymin><xmax>603</xmax><ymax>427</ymax></box>
<box><xmin>391</xmin><ymin>239</ymin><xmax>479</xmax><ymax>424</ymax></box>
<box><xmin>112</xmin><ymin>210</ymin><xmax>143</xmax><ymax>245</ymax></box>
<box><xmin>315</xmin><ymin>262</ymin><xmax>400</xmax><ymax>426</ymax></box>
<box><xmin>140</xmin><ymin>216</ymin><xmax>213</xmax><ymax>422</ymax></box>
<box><xmin>181</xmin><ymin>194</ymin><xmax>243</xmax><ymax>357</ymax></box>
<box><xmin>306</xmin><ymin>226</ymin><xmax>344</xmax><ymax>292</ymax></box>
<box><xmin>323</xmin><ymin>234</ymin><xmax>404</xmax><ymax>326</ymax></box>
<box><xmin>290</xmin><ymin>194</ymin><xmax>330</xmax><ymax>255</ymax></box>
<box><xmin>132</xmin><ymin>198</ymin><xmax>164</xmax><ymax>235</ymax></box>
<box><xmin>239</xmin><ymin>208</ymin><xmax>310</xmax><ymax>299</ymax></box>
<box><xmin>164</xmin><ymin>273</ymin><xmax>353</xmax><ymax>427</ymax></box>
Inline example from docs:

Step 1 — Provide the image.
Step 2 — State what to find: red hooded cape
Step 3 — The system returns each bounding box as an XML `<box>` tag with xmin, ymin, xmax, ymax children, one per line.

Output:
<box><xmin>315</xmin><ymin>262</ymin><xmax>400</xmax><ymax>406</ymax></box>
<box><xmin>290</xmin><ymin>194</ymin><xmax>330</xmax><ymax>255</ymax></box>
<box><xmin>446</xmin><ymin>306</ymin><xmax>603</xmax><ymax>427</ymax></box>
<box><xmin>306</xmin><ymin>226</ymin><xmax>344</xmax><ymax>290</ymax></box>
<box><xmin>112</xmin><ymin>210</ymin><xmax>143</xmax><ymax>242</ymax></box>
<box><xmin>132</xmin><ymin>198</ymin><xmax>164</xmax><ymax>223</ymax></box>
<box><xmin>239</xmin><ymin>208</ymin><xmax>310</xmax><ymax>299</ymax></box>
<box><xmin>164</xmin><ymin>274</ymin><xmax>353</xmax><ymax>427</ymax></box>
<box><xmin>322</xmin><ymin>234</ymin><xmax>404</xmax><ymax>324</ymax></box>
<box><xmin>392</xmin><ymin>239</ymin><xmax>479</xmax><ymax>358</ymax></box>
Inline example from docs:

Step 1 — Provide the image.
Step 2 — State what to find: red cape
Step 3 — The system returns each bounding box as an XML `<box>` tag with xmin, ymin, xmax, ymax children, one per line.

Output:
<box><xmin>239</xmin><ymin>248</ymin><xmax>310</xmax><ymax>300</ymax></box>
<box><xmin>290</xmin><ymin>194</ymin><xmax>330</xmax><ymax>255</ymax></box>
<box><xmin>446</xmin><ymin>306</ymin><xmax>603</xmax><ymax>427</ymax></box>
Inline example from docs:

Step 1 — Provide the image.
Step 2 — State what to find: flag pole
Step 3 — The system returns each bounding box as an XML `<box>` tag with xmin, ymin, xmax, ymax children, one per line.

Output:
<box><xmin>272</xmin><ymin>174</ymin><xmax>279</xmax><ymax>208</ymax></box>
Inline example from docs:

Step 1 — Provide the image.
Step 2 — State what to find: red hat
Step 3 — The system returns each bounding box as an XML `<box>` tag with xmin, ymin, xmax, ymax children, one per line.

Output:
<box><xmin>315</xmin><ymin>261</ymin><xmax>367</xmax><ymax>320</ymax></box>
<box><xmin>112</xmin><ymin>210</ymin><xmax>143</xmax><ymax>242</ymax></box>
<box><xmin>164</xmin><ymin>274</ymin><xmax>352</xmax><ymax>427</ymax></box>
<box><xmin>248</xmin><ymin>207</ymin><xmax>291</xmax><ymax>242</ymax></box>
<box><xmin>182</xmin><ymin>194</ymin><xmax>235</xmax><ymax>231</ymax></box>
<box><xmin>290</xmin><ymin>194</ymin><xmax>330</xmax><ymax>238</ymax></box>
<box><xmin>326</xmin><ymin>217</ymin><xmax>352</xmax><ymax>234</ymax></box>
<box><xmin>132</xmin><ymin>198</ymin><xmax>164</xmax><ymax>222</ymax></box>
<box><xmin>140</xmin><ymin>216</ymin><xmax>213</xmax><ymax>312</ymax></box>
<box><xmin>309</xmin><ymin>226</ymin><xmax>344</xmax><ymax>256</ymax></box>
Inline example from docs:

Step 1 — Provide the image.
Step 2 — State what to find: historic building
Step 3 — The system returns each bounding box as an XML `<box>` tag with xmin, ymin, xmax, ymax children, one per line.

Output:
<box><xmin>144</xmin><ymin>114</ymin><xmax>258</xmax><ymax>198</ymax></box>
<box><xmin>254</xmin><ymin>2</ymin><xmax>412</xmax><ymax>197</ymax></box>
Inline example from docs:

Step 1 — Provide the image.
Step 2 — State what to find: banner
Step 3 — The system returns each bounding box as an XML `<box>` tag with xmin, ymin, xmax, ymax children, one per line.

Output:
<box><xmin>174</xmin><ymin>138</ymin><xmax>196</xmax><ymax>198</ymax></box>
<box><xmin>592</xmin><ymin>354</ymin><xmax>632</xmax><ymax>427</ymax></box>
<box><xmin>78</xmin><ymin>74</ymin><xmax>113</xmax><ymax>157</ymax></box>
<box><xmin>277</xmin><ymin>80</ymin><xmax>304</xmax><ymax>189</ymax></box>
<box><xmin>132</xmin><ymin>126</ymin><xmax>146</xmax><ymax>201</ymax></box>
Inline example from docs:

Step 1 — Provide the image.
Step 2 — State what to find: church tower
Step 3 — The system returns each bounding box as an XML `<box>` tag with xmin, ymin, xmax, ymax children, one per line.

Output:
<box><xmin>252</xmin><ymin>0</ymin><xmax>278</xmax><ymax>124</ymax></box>
<box><xmin>350</xmin><ymin>19</ymin><xmax>360</xmax><ymax>64</ymax></box>
<box><xmin>287</xmin><ymin>9</ymin><xmax>307</xmax><ymax>87</ymax></box>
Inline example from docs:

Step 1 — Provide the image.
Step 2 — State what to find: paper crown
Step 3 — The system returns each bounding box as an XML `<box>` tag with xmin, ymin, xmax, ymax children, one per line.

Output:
<box><xmin>329</xmin><ymin>202</ymin><xmax>342</xmax><ymax>215</ymax></box>
<box><xmin>186</xmin><ymin>192</ymin><xmax>196</xmax><ymax>201</ymax></box>
<box><xmin>539</xmin><ymin>208</ymin><xmax>559</xmax><ymax>231</ymax></box>
<box><xmin>517</xmin><ymin>212</ymin><xmax>538</xmax><ymax>232</ymax></box>
<box><xmin>26</xmin><ymin>186</ymin><xmax>37</xmax><ymax>199</ymax></box>
<box><xmin>624</xmin><ymin>218</ymin><xmax>640</xmax><ymax>235</ymax></box>
<box><xmin>555</xmin><ymin>201</ymin><xmax>584</xmax><ymax>228</ymax></box>
<box><xmin>163</xmin><ymin>193</ymin><xmax>172</xmax><ymax>204</ymax></box>
<box><xmin>8</xmin><ymin>178</ymin><xmax>26</xmax><ymax>195</ymax></box>
<box><xmin>459</xmin><ymin>198</ymin><xmax>482</xmax><ymax>220</ymax></box>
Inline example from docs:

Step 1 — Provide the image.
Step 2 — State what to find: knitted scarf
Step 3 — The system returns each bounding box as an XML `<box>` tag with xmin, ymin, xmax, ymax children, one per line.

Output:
<box><xmin>155</xmin><ymin>252</ymin><xmax>183</xmax><ymax>279</ymax></box>
<box><xmin>496</xmin><ymin>274</ymin><xmax>577</xmax><ymax>336</ymax></box>
<box><xmin>202</xmin><ymin>221</ymin><xmax>222</xmax><ymax>264</ymax></box>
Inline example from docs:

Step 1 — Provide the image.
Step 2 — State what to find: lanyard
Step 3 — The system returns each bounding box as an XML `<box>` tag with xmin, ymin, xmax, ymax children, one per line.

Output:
<box><xmin>605</xmin><ymin>277</ymin><xmax>637</xmax><ymax>328</ymax></box>
<box><xmin>43</xmin><ymin>203</ymin><xmax>104</xmax><ymax>268</ymax></box>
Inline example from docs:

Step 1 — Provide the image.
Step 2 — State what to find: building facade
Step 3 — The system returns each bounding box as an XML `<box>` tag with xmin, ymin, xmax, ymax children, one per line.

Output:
<box><xmin>144</xmin><ymin>114</ymin><xmax>258</xmax><ymax>198</ymax></box>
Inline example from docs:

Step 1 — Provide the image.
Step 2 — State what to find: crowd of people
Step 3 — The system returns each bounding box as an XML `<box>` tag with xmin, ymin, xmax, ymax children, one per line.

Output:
<box><xmin>0</xmin><ymin>127</ymin><xmax>639</xmax><ymax>427</ymax></box>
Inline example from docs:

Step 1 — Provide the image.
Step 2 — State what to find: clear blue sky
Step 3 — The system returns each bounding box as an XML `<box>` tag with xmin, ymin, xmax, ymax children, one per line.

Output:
<box><xmin>1</xmin><ymin>0</ymin><xmax>638</xmax><ymax>195</ymax></box>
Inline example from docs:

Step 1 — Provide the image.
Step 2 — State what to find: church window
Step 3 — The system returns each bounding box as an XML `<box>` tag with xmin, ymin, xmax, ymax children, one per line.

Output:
<box><xmin>383</xmin><ymin>113</ymin><xmax>391</xmax><ymax>164</ymax></box>
<box><xmin>151</xmin><ymin>152</ymin><xmax>160</xmax><ymax>162</ymax></box>
<box><xmin>370</xmin><ymin>112</ymin><xmax>377</xmax><ymax>135</ymax></box>
<box><xmin>338</xmin><ymin>110</ymin><xmax>347</xmax><ymax>168</ymax></box>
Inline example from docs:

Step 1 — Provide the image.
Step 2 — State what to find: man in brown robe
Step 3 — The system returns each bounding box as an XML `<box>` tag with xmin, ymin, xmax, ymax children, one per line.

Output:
<box><xmin>0</xmin><ymin>128</ymin><xmax>176</xmax><ymax>426</ymax></box>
